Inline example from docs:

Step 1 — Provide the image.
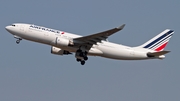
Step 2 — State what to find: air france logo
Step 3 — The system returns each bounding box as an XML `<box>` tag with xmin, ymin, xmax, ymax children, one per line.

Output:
<box><xmin>61</xmin><ymin>32</ymin><xmax>65</xmax><ymax>34</ymax></box>
<box><xmin>30</xmin><ymin>25</ymin><xmax>60</xmax><ymax>34</ymax></box>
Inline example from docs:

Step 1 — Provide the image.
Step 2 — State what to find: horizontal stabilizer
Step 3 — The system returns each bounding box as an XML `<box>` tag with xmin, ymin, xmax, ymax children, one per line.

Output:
<box><xmin>147</xmin><ymin>50</ymin><xmax>170</xmax><ymax>57</ymax></box>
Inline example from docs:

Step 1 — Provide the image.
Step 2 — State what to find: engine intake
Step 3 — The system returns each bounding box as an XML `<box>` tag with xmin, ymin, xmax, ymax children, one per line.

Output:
<box><xmin>51</xmin><ymin>46</ymin><xmax>71</xmax><ymax>55</ymax></box>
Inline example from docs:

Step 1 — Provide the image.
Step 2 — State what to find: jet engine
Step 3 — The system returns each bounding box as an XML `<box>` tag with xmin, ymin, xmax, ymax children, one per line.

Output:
<box><xmin>51</xmin><ymin>46</ymin><xmax>71</xmax><ymax>55</ymax></box>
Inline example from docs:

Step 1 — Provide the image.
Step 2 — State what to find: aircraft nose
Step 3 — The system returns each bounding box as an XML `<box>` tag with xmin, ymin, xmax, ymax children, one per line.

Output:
<box><xmin>5</xmin><ymin>26</ymin><xmax>11</xmax><ymax>31</ymax></box>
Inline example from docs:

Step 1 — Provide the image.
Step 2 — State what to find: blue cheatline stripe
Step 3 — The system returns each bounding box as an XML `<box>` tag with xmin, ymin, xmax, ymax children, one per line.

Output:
<box><xmin>150</xmin><ymin>34</ymin><xmax>173</xmax><ymax>49</ymax></box>
<box><xmin>143</xmin><ymin>30</ymin><xmax>174</xmax><ymax>48</ymax></box>
<box><xmin>149</xmin><ymin>34</ymin><xmax>173</xmax><ymax>49</ymax></box>
<box><xmin>151</xmin><ymin>38</ymin><xmax>169</xmax><ymax>50</ymax></box>
<box><xmin>151</xmin><ymin>37</ymin><xmax>169</xmax><ymax>50</ymax></box>
<box><xmin>152</xmin><ymin>39</ymin><xmax>169</xmax><ymax>50</ymax></box>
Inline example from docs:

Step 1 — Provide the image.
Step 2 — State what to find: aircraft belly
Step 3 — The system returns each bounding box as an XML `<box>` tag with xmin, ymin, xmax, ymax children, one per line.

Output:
<box><xmin>55</xmin><ymin>46</ymin><xmax>103</xmax><ymax>56</ymax></box>
<box><xmin>88</xmin><ymin>48</ymin><xmax>103</xmax><ymax>56</ymax></box>
<box><xmin>98</xmin><ymin>45</ymin><xmax>148</xmax><ymax>60</ymax></box>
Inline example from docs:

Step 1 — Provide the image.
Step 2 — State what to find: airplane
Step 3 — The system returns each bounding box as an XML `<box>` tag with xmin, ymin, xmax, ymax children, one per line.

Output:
<box><xmin>5</xmin><ymin>23</ymin><xmax>174</xmax><ymax>65</ymax></box>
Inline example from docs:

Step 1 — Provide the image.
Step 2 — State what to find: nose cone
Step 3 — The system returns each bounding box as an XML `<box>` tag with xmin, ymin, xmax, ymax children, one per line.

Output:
<box><xmin>5</xmin><ymin>26</ymin><xmax>11</xmax><ymax>32</ymax></box>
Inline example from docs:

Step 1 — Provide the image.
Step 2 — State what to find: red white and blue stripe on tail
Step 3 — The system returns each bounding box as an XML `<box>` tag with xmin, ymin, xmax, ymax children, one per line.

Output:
<box><xmin>139</xmin><ymin>29</ymin><xmax>174</xmax><ymax>51</ymax></box>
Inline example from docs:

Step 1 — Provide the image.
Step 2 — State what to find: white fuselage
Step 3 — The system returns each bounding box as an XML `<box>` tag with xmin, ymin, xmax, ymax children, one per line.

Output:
<box><xmin>6</xmin><ymin>23</ymin><xmax>160</xmax><ymax>60</ymax></box>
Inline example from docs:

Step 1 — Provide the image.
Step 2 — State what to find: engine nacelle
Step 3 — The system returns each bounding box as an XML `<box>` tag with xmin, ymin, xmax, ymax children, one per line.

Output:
<box><xmin>56</xmin><ymin>37</ymin><xmax>73</xmax><ymax>46</ymax></box>
<box><xmin>51</xmin><ymin>46</ymin><xmax>71</xmax><ymax>55</ymax></box>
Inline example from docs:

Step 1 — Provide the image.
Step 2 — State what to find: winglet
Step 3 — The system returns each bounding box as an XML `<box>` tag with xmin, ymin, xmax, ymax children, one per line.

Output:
<box><xmin>117</xmin><ymin>24</ymin><xmax>125</xmax><ymax>30</ymax></box>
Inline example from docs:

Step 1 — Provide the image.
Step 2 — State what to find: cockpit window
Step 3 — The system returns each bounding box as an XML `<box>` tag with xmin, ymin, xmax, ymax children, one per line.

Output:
<box><xmin>12</xmin><ymin>24</ymin><xmax>16</xmax><ymax>27</ymax></box>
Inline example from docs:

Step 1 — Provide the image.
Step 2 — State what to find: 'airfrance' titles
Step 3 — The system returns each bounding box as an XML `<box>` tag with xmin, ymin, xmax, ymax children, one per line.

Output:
<box><xmin>30</xmin><ymin>25</ymin><xmax>60</xmax><ymax>34</ymax></box>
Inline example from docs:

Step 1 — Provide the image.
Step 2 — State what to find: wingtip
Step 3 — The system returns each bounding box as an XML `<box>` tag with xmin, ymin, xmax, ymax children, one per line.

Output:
<box><xmin>117</xmin><ymin>24</ymin><xmax>125</xmax><ymax>29</ymax></box>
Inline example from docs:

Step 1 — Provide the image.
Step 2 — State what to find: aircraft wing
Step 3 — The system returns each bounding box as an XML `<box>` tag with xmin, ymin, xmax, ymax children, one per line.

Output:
<box><xmin>73</xmin><ymin>24</ymin><xmax>125</xmax><ymax>45</ymax></box>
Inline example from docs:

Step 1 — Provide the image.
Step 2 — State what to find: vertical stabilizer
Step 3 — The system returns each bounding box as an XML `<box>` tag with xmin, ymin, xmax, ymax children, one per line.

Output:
<box><xmin>139</xmin><ymin>29</ymin><xmax>174</xmax><ymax>51</ymax></box>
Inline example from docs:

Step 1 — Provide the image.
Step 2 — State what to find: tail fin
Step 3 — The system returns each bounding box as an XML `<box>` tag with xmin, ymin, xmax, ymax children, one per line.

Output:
<box><xmin>139</xmin><ymin>29</ymin><xmax>174</xmax><ymax>51</ymax></box>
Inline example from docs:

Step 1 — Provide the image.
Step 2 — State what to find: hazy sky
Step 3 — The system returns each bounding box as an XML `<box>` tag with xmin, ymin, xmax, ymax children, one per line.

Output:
<box><xmin>0</xmin><ymin>0</ymin><xmax>179</xmax><ymax>101</ymax></box>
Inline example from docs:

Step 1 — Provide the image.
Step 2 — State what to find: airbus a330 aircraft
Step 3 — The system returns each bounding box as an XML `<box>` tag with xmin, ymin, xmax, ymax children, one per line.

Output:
<box><xmin>5</xmin><ymin>23</ymin><xmax>174</xmax><ymax>65</ymax></box>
